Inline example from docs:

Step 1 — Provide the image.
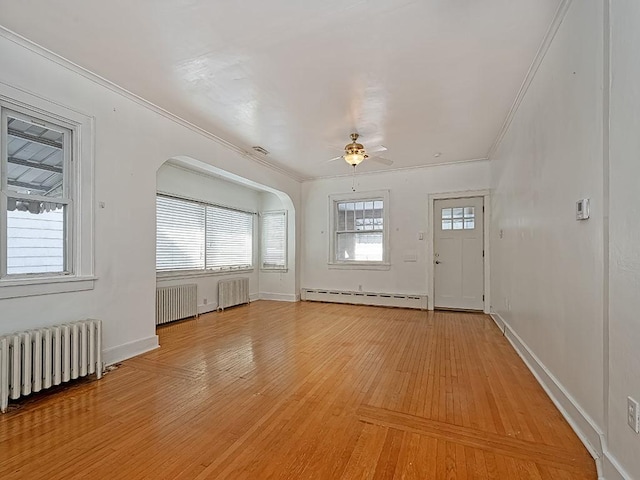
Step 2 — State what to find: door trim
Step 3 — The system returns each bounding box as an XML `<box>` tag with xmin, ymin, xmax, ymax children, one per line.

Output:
<box><xmin>427</xmin><ymin>189</ymin><xmax>490</xmax><ymax>313</ymax></box>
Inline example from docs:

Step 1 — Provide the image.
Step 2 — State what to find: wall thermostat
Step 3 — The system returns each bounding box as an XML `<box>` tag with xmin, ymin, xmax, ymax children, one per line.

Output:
<box><xmin>576</xmin><ymin>198</ymin><xmax>590</xmax><ymax>220</ymax></box>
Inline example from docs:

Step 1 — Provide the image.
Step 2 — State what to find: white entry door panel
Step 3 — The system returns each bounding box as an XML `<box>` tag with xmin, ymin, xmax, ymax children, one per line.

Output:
<box><xmin>434</xmin><ymin>197</ymin><xmax>484</xmax><ymax>310</ymax></box>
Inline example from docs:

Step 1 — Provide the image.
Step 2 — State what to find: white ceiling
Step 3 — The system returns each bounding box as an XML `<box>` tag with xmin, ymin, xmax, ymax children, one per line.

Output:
<box><xmin>0</xmin><ymin>0</ymin><xmax>561</xmax><ymax>179</ymax></box>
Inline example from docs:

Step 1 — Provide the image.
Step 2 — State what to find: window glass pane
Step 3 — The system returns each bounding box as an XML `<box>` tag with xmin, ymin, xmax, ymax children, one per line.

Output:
<box><xmin>464</xmin><ymin>207</ymin><xmax>475</xmax><ymax>217</ymax></box>
<box><xmin>374</xmin><ymin>200</ymin><xmax>383</xmax><ymax>210</ymax></box>
<box><xmin>464</xmin><ymin>219</ymin><xmax>475</xmax><ymax>229</ymax></box>
<box><xmin>441</xmin><ymin>208</ymin><xmax>452</xmax><ymax>219</ymax></box>
<box><xmin>452</xmin><ymin>207</ymin><xmax>464</xmax><ymax>218</ymax></box>
<box><xmin>442</xmin><ymin>219</ymin><xmax>452</xmax><ymax>230</ymax></box>
<box><xmin>453</xmin><ymin>219</ymin><xmax>464</xmax><ymax>230</ymax></box>
<box><xmin>7</xmin><ymin>199</ymin><xmax>65</xmax><ymax>274</ymax></box>
<box><xmin>6</xmin><ymin>116</ymin><xmax>65</xmax><ymax>199</ymax></box>
<box><xmin>336</xmin><ymin>232</ymin><xmax>383</xmax><ymax>262</ymax></box>
<box><xmin>156</xmin><ymin>196</ymin><xmax>205</xmax><ymax>271</ymax></box>
<box><xmin>206</xmin><ymin>206</ymin><xmax>253</xmax><ymax>270</ymax></box>
<box><xmin>261</xmin><ymin>212</ymin><xmax>286</xmax><ymax>269</ymax></box>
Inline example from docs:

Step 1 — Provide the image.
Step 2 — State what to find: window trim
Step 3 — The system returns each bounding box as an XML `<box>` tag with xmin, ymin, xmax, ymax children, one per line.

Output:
<box><xmin>0</xmin><ymin>87</ymin><xmax>95</xmax><ymax>299</ymax></box>
<box><xmin>155</xmin><ymin>193</ymin><xmax>256</xmax><ymax>276</ymax></box>
<box><xmin>260</xmin><ymin>210</ymin><xmax>288</xmax><ymax>272</ymax></box>
<box><xmin>328</xmin><ymin>190</ymin><xmax>390</xmax><ymax>269</ymax></box>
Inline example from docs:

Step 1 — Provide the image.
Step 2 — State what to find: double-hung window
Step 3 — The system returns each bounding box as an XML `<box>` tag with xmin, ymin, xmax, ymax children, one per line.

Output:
<box><xmin>156</xmin><ymin>194</ymin><xmax>254</xmax><ymax>273</ymax></box>
<box><xmin>329</xmin><ymin>190</ymin><xmax>389</xmax><ymax>267</ymax></box>
<box><xmin>0</xmin><ymin>90</ymin><xmax>93</xmax><ymax>299</ymax></box>
<box><xmin>261</xmin><ymin>210</ymin><xmax>287</xmax><ymax>271</ymax></box>
<box><xmin>1</xmin><ymin>108</ymin><xmax>72</xmax><ymax>277</ymax></box>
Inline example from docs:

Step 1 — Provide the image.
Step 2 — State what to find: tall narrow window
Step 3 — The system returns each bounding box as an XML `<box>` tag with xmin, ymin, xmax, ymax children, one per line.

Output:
<box><xmin>261</xmin><ymin>211</ymin><xmax>287</xmax><ymax>271</ymax></box>
<box><xmin>2</xmin><ymin>109</ymin><xmax>72</xmax><ymax>276</ymax></box>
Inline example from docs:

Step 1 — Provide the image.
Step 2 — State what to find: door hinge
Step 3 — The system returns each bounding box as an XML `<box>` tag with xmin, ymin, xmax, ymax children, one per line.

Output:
<box><xmin>482</xmin><ymin>250</ymin><xmax>485</xmax><ymax>257</ymax></box>
<box><xmin>483</xmin><ymin>295</ymin><xmax>485</xmax><ymax>301</ymax></box>
<box><xmin>482</xmin><ymin>206</ymin><xmax>485</xmax><ymax>213</ymax></box>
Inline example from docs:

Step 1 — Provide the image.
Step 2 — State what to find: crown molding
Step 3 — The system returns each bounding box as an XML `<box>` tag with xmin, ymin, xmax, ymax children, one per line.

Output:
<box><xmin>487</xmin><ymin>0</ymin><xmax>574</xmax><ymax>159</ymax></box>
<box><xmin>0</xmin><ymin>25</ymin><xmax>305</xmax><ymax>183</ymax></box>
<box><xmin>305</xmin><ymin>157</ymin><xmax>489</xmax><ymax>182</ymax></box>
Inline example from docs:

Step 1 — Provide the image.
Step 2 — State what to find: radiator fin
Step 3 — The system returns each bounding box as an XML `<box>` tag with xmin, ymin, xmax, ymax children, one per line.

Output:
<box><xmin>156</xmin><ymin>284</ymin><xmax>198</xmax><ymax>325</ymax></box>
<box><xmin>218</xmin><ymin>278</ymin><xmax>250</xmax><ymax>311</ymax></box>
<box><xmin>0</xmin><ymin>319</ymin><xmax>103</xmax><ymax>413</ymax></box>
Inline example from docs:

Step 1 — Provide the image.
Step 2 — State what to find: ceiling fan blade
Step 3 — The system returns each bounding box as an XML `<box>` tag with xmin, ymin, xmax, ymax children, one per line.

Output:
<box><xmin>366</xmin><ymin>145</ymin><xmax>388</xmax><ymax>154</ymax></box>
<box><xmin>369</xmin><ymin>156</ymin><xmax>393</xmax><ymax>166</ymax></box>
<box><xmin>327</xmin><ymin>156</ymin><xmax>344</xmax><ymax>163</ymax></box>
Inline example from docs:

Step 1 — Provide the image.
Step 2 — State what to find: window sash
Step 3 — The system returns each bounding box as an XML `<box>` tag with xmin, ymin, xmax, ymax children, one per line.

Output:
<box><xmin>1</xmin><ymin>106</ymin><xmax>73</xmax><ymax>278</ymax></box>
<box><xmin>333</xmin><ymin>197</ymin><xmax>385</xmax><ymax>263</ymax></box>
<box><xmin>261</xmin><ymin>211</ymin><xmax>287</xmax><ymax>270</ymax></box>
<box><xmin>156</xmin><ymin>194</ymin><xmax>254</xmax><ymax>273</ymax></box>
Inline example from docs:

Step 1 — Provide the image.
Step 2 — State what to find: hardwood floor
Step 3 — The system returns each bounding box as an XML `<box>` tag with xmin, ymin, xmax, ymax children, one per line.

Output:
<box><xmin>0</xmin><ymin>301</ymin><xmax>596</xmax><ymax>479</ymax></box>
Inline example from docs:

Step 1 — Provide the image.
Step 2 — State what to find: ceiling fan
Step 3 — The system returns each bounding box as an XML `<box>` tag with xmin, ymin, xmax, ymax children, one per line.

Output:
<box><xmin>328</xmin><ymin>133</ymin><xmax>393</xmax><ymax>168</ymax></box>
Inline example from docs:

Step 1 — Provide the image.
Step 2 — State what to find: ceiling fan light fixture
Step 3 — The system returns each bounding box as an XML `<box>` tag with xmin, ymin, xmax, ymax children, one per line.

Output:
<box><xmin>343</xmin><ymin>133</ymin><xmax>367</xmax><ymax>166</ymax></box>
<box><xmin>344</xmin><ymin>152</ymin><xmax>365</xmax><ymax>166</ymax></box>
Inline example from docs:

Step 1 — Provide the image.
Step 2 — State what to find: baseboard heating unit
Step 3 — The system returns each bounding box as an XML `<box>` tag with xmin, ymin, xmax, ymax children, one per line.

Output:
<box><xmin>218</xmin><ymin>277</ymin><xmax>250</xmax><ymax>311</ymax></box>
<box><xmin>301</xmin><ymin>288</ymin><xmax>427</xmax><ymax>310</ymax></box>
<box><xmin>156</xmin><ymin>284</ymin><xmax>198</xmax><ymax>325</ymax></box>
<box><xmin>0</xmin><ymin>319</ymin><xmax>103</xmax><ymax>413</ymax></box>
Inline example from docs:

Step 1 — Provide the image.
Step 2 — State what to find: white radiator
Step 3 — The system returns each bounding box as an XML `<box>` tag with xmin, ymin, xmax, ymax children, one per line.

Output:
<box><xmin>156</xmin><ymin>284</ymin><xmax>198</xmax><ymax>325</ymax></box>
<box><xmin>301</xmin><ymin>288</ymin><xmax>428</xmax><ymax>310</ymax></box>
<box><xmin>0</xmin><ymin>319</ymin><xmax>103</xmax><ymax>413</ymax></box>
<box><xmin>218</xmin><ymin>277</ymin><xmax>250</xmax><ymax>311</ymax></box>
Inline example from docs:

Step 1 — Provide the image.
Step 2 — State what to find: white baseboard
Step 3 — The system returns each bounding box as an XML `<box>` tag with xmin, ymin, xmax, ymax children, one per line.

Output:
<box><xmin>102</xmin><ymin>335</ymin><xmax>159</xmax><ymax>366</ymax></box>
<box><xmin>250</xmin><ymin>293</ymin><xmax>260</xmax><ymax>302</ymax></box>
<box><xmin>259</xmin><ymin>292</ymin><xmax>299</xmax><ymax>302</ymax></box>
<box><xmin>198</xmin><ymin>303</ymin><xmax>217</xmax><ymax>314</ymax></box>
<box><xmin>490</xmin><ymin>312</ymin><xmax>607</xmax><ymax>477</ymax></box>
<box><xmin>602</xmin><ymin>450</ymin><xmax>632</xmax><ymax>480</ymax></box>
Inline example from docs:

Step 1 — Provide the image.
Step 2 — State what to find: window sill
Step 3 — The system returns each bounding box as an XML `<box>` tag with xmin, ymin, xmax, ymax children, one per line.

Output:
<box><xmin>328</xmin><ymin>262</ymin><xmax>391</xmax><ymax>271</ymax></box>
<box><xmin>260</xmin><ymin>268</ymin><xmax>288</xmax><ymax>273</ymax></box>
<box><xmin>157</xmin><ymin>268</ymin><xmax>254</xmax><ymax>282</ymax></box>
<box><xmin>0</xmin><ymin>275</ymin><xmax>96</xmax><ymax>300</ymax></box>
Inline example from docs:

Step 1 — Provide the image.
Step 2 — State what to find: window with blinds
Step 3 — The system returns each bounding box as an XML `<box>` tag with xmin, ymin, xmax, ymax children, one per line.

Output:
<box><xmin>261</xmin><ymin>211</ymin><xmax>287</xmax><ymax>270</ymax></box>
<box><xmin>156</xmin><ymin>195</ymin><xmax>254</xmax><ymax>272</ymax></box>
<box><xmin>206</xmin><ymin>205</ymin><xmax>253</xmax><ymax>270</ymax></box>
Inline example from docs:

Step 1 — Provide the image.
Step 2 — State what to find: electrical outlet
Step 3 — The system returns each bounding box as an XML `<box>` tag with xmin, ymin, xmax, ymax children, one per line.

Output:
<box><xmin>628</xmin><ymin>397</ymin><xmax>639</xmax><ymax>433</ymax></box>
<box><xmin>203</xmin><ymin>298</ymin><xmax>208</xmax><ymax>305</ymax></box>
<box><xmin>358</xmin><ymin>285</ymin><xmax>363</xmax><ymax>292</ymax></box>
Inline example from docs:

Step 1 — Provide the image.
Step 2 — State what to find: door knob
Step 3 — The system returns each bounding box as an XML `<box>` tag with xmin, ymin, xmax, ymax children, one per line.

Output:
<box><xmin>435</xmin><ymin>260</ymin><xmax>441</xmax><ymax>264</ymax></box>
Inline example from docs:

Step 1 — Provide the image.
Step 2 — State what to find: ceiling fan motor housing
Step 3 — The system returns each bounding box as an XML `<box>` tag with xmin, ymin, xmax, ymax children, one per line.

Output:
<box><xmin>344</xmin><ymin>133</ymin><xmax>368</xmax><ymax>166</ymax></box>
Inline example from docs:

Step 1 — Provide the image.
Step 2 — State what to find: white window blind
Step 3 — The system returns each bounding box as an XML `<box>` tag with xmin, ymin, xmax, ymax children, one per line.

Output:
<box><xmin>261</xmin><ymin>211</ymin><xmax>287</xmax><ymax>270</ymax></box>
<box><xmin>156</xmin><ymin>195</ymin><xmax>254</xmax><ymax>273</ymax></box>
<box><xmin>156</xmin><ymin>196</ymin><xmax>205</xmax><ymax>271</ymax></box>
<box><xmin>206</xmin><ymin>206</ymin><xmax>253</xmax><ymax>271</ymax></box>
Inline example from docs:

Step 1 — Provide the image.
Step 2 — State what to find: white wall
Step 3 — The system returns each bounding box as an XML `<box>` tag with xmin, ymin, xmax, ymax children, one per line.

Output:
<box><xmin>301</xmin><ymin>161</ymin><xmax>490</xmax><ymax>296</ymax></box>
<box><xmin>607</xmin><ymin>0</ymin><xmax>640</xmax><ymax>477</ymax></box>
<box><xmin>491</xmin><ymin>0</ymin><xmax>604</xmax><ymax>429</ymax></box>
<box><xmin>156</xmin><ymin>163</ymin><xmax>261</xmax><ymax>312</ymax></box>
<box><xmin>0</xmin><ymin>31</ymin><xmax>301</xmax><ymax>364</ymax></box>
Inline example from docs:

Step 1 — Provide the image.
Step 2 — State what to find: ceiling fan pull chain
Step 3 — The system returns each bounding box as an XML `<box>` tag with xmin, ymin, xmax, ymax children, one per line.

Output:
<box><xmin>352</xmin><ymin>165</ymin><xmax>356</xmax><ymax>191</ymax></box>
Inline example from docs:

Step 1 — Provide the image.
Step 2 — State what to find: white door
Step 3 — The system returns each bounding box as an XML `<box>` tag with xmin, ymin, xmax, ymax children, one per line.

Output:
<box><xmin>433</xmin><ymin>197</ymin><xmax>484</xmax><ymax>310</ymax></box>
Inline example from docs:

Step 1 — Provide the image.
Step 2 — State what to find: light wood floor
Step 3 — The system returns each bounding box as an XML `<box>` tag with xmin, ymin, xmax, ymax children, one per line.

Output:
<box><xmin>0</xmin><ymin>301</ymin><xmax>596</xmax><ymax>479</ymax></box>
